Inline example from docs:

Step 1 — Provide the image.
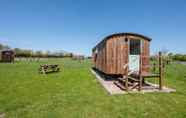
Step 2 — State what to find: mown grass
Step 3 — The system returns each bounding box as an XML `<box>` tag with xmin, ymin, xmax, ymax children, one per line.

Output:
<box><xmin>0</xmin><ymin>58</ymin><xmax>186</xmax><ymax>118</ymax></box>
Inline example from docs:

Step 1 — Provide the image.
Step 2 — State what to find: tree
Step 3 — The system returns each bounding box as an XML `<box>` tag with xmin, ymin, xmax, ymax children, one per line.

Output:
<box><xmin>0</xmin><ymin>43</ymin><xmax>10</xmax><ymax>50</ymax></box>
<box><xmin>0</xmin><ymin>44</ymin><xmax>4</xmax><ymax>50</ymax></box>
<box><xmin>35</xmin><ymin>51</ymin><xmax>43</xmax><ymax>57</ymax></box>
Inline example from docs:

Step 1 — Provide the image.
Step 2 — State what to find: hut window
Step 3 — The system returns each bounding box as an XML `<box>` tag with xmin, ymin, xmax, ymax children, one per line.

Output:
<box><xmin>129</xmin><ymin>39</ymin><xmax>141</xmax><ymax>55</ymax></box>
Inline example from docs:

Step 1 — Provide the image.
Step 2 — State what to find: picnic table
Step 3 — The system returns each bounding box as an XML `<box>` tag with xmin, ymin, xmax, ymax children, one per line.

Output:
<box><xmin>39</xmin><ymin>64</ymin><xmax>60</xmax><ymax>74</ymax></box>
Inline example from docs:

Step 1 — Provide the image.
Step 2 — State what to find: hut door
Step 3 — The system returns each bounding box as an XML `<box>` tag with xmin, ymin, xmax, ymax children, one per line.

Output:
<box><xmin>129</xmin><ymin>39</ymin><xmax>141</xmax><ymax>72</ymax></box>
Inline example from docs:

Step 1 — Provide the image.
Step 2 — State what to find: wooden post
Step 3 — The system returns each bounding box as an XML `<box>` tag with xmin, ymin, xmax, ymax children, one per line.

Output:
<box><xmin>139</xmin><ymin>55</ymin><xmax>142</xmax><ymax>91</ymax></box>
<box><xmin>139</xmin><ymin>76</ymin><xmax>142</xmax><ymax>91</ymax></box>
<box><xmin>125</xmin><ymin>39</ymin><xmax>129</xmax><ymax>92</ymax></box>
<box><xmin>125</xmin><ymin>65</ymin><xmax>129</xmax><ymax>91</ymax></box>
<box><xmin>159</xmin><ymin>52</ymin><xmax>163</xmax><ymax>90</ymax></box>
<box><xmin>153</xmin><ymin>63</ymin><xmax>156</xmax><ymax>73</ymax></box>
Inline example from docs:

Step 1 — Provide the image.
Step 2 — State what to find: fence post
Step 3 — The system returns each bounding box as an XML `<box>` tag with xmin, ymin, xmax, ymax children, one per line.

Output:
<box><xmin>159</xmin><ymin>52</ymin><xmax>163</xmax><ymax>90</ymax></box>
<box><xmin>153</xmin><ymin>63</ymin><xmax>156</xmax><ymax>73</ymax></box>
<box><xmin>125</xmin><ymin>40</ymin><xmax>129</xmax><ymax>92</ymax></box>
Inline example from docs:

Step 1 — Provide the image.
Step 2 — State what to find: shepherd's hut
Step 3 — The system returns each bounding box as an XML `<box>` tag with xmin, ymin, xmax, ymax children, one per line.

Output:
<box><xmin>92</xmin><ymin>32</ymin><xmax>151</xmax><ymax>76</ymax></box>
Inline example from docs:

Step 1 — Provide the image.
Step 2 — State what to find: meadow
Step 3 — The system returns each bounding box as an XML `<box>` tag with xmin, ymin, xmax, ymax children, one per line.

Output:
<box><xmin>0</xmin><ymin>58</ymin><xmax>186</xmax><ymax>118</ymax></box>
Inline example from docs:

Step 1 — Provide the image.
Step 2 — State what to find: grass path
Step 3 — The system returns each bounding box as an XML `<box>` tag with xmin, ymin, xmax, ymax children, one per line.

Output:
<box><xmin>0</xmin><ymin>58</ymin><xmax>186</xmax><ymax>118</ymax></box>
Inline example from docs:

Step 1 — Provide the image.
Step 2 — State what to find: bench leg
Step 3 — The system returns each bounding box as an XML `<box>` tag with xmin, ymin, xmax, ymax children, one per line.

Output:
<box><xmin>41</xmin><ymin>67</ymin><xmax>46</xmax><ymax>74</ymax></box>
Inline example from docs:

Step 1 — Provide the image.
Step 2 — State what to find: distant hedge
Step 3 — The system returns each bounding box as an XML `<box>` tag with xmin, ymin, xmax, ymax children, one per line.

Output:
<box><xmin>1</xmin><ymin>43</ymin><xmax>73</xmax><ymax>58</ymax></box>
<box><xmin>171</xmin><ymin>54</ymin><xmax>186</xmax><ymax>61</ymax></box>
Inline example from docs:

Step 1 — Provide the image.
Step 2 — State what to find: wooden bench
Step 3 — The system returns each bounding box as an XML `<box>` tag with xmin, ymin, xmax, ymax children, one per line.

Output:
<box><xmin>39</xmin><ymin>64</ymin><xmax>60</xmax><ymax>74</ymax></box>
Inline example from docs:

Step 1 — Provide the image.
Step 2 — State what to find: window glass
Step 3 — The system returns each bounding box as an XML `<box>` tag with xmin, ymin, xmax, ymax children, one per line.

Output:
<box><xmin>130</xmin><ymin>39</ymin><xmax>141</xmax><ymax>55</ymax></box>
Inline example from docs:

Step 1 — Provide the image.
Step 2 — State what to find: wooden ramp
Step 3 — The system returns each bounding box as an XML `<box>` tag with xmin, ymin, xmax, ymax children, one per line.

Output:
<box><xmin>91</xmin><ymin>69</ymin><xmax>176</xmax><ymax>95</ymax></box>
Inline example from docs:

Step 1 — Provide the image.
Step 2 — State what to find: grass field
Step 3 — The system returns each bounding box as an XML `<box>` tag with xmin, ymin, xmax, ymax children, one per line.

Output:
<box><xmin>0</xmin><ymin>58</ymin><xmax>186</xmax><ymax>118</ymax></box>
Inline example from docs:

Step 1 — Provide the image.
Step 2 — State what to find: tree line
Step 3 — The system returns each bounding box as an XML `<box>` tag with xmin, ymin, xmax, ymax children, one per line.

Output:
<box><xmin>168</xmin><ymin>53</ymin><xmax>186</xmax><ymax>62</ymax></box>
<box><xmin>14</xmin><ymin>48</ymin><xmax>73</xmax><ymax>58</ymax></box>
<box><xmin>1</xmin><ymin>43</ymin><xmax>185</xmax><ymax>61</ymax></box>
<box><xmin>0</xmin><ymin>43</ymin><xmax>73</xmax><ymax>58</ymax></box>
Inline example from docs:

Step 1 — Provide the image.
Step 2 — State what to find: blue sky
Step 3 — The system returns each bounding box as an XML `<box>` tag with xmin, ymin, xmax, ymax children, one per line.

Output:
<box><xmin>0</xmin><ymin>0</ymin><xmax>186</xmax><ymax>56</ymax></box>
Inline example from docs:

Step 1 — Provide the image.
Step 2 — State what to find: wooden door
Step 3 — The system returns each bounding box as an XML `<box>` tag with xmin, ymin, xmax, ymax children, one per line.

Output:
<box><xmin>129</xmin><ymin>39</ymin><xmax>141</xmax><ymax>72</ymax></box>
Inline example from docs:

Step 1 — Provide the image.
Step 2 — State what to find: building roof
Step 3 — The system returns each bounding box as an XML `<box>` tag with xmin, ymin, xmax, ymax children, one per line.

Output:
<box><xmin>93</xmin><ymin>32</ymin><xmax>152</xmax><ymax>51</ymax></box>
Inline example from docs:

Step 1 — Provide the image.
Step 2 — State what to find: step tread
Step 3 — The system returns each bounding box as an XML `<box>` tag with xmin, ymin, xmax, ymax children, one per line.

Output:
<box><xmin>118</xmin><ymin>77</ymin><xmax>139</xmax><ymax>82</ymax></box>
<box><xmin>117</xmin><ymin>78</ymin><xmax>134</xmax><ymax>86</ymax></box>
<box><xmin>128</xmin><ymin>77</ymin><xmax>140</xmax><ymax>82</ymax></box>
<box><xmin>114</xmin><ymin>81</ymin><xmax>126</xmax><ymax>90</ymax></box>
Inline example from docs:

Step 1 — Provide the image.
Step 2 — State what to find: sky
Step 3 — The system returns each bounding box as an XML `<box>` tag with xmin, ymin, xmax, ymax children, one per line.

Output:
<box><xmin>0</xmin><ymin>0</ymin><xmax>186</xmax><ymax>56</ymax></box>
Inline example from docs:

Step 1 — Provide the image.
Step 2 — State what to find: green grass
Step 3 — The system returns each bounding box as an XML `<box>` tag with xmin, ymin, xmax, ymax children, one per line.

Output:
<box><xmin>0</xmin><ymin>58</ymin><xmax>186</xmax><ymax>118</ymax></box>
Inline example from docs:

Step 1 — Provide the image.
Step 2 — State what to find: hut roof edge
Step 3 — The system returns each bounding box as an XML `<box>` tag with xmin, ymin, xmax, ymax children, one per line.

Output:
<box><xmin>92</xmin><ymin>32</ymin><xmax>152</xmax><ymax>51</ymax></box>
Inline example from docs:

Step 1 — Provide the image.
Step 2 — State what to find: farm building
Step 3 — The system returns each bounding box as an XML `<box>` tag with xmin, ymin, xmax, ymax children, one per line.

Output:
<box><xmin>92</xmin><ymin>32</ymin><xmax>151</xmax><ymax>76</ymax></box>
<box><xmin>0</xmin><ymin>50</ymin><xmax>15</xmax><ymax>62</ymax></box>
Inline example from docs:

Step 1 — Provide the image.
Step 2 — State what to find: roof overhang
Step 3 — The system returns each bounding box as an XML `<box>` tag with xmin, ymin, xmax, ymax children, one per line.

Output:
<box><xmin>93</xmin><ymin>32</ymin><xmax>152</xmax><ymax>51</ymax></box>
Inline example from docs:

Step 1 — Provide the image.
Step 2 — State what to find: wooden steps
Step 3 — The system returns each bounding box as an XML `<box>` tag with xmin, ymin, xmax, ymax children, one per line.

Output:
<box><xmin>130</xmin><ymin>83</ymin><xmax>139</xmax><ymax>89</ymax></box>
<box><xmin>128</xmin><ymin>77</ymin><xmax>139</xmax><ymax>82</ymax></box>
<box><xmin>117</xmin><ymin>78</ymin><xmax>133</xmax><ymax>86</ymax></box>
<box><xmin>114</xmin><ymin>81</ymin><xmax>139</xmax><ymax>91</ymax></box>
<box><xmin>114</xmin><ymin>76</ymin><xmax>141</xmax><ymax>91</ymax></box>
<box><xmin>114</xmin><ymin>81</ymin><xmax>126</xmax><ymax>90</ymax></box>
<box><xmin>118</xmin><ymin>76</ymin><xmax>139</xmax><ymax>82</ymax></box>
